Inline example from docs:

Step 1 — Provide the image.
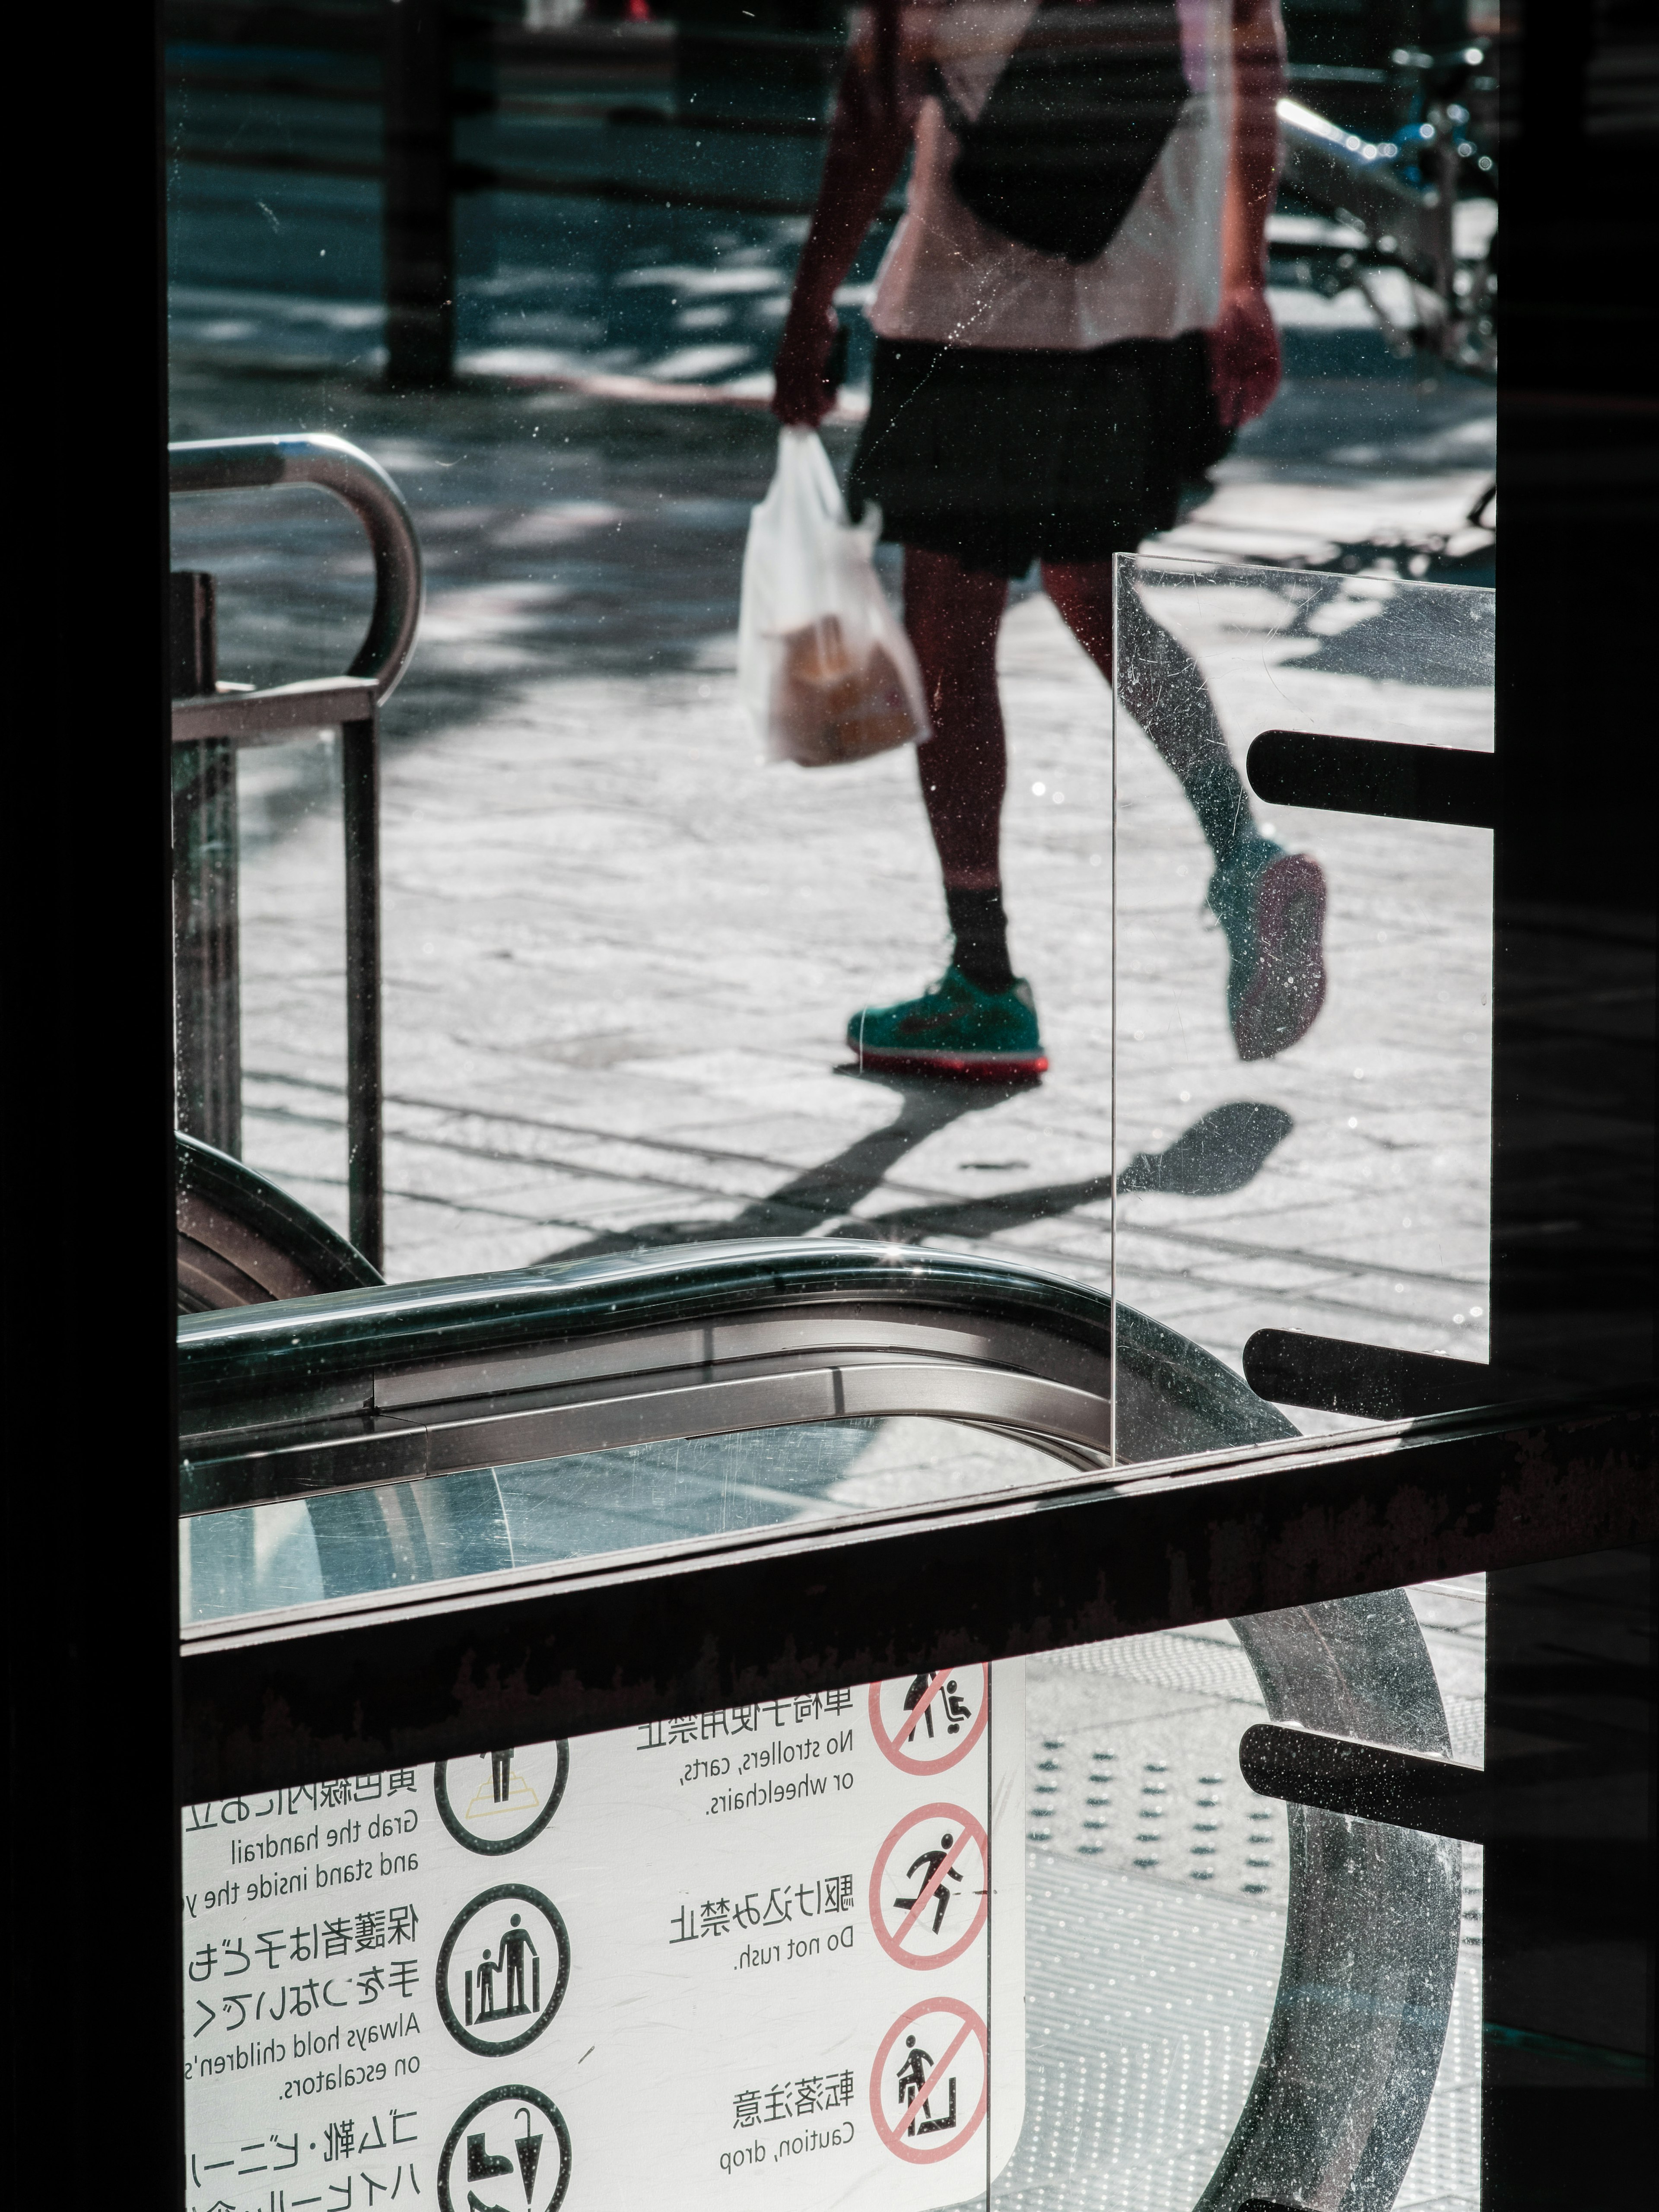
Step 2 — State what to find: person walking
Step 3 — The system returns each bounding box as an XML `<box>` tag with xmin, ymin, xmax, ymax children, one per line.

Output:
<box><xmin>772</xmin><ymin>0</ymin><xmax>1327</xmax><ymax>1076</ymax></box>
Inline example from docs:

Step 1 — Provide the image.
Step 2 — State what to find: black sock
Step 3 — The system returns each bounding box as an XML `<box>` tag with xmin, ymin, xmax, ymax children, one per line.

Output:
<box><xmin>946</xmin><ymin>885</ymin><xmax>1015</xmax><ymax>992</ymax></box>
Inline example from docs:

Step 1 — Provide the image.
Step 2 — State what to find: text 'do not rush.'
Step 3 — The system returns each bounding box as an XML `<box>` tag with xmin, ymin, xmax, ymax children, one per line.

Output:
<box><xmin>869</xmin><ymin>1666</ymin><xmax>989</xmax><ymax>1774</ymax></box>
<box><xmin>434</xmin><ymin>1743</ymin><xmax>569</xmax><ymax>1854</ymax></box>
<box><xmin>438</xmin><ymin>2086</ymin><xmax>571</xmax><ymax>2212</ymax></box>
<box><xmin>437</xmin><ymin>1885</ymin><xmax>571</xmax><ymax>2057</ymax></box>
<box><xmin>869</xmin><ymin>1999</ymin><xmax>990</xmax><ymax>2167</ymax></box>
<box><xmin>869</xmin><ymin>1802</ymin><xmax>989</xmax><ymax>1970</ymax></box>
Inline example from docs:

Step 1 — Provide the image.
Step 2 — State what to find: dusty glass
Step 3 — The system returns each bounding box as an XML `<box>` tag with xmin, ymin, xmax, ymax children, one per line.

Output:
<box><xmin>180</xmin><ymin>1583</ymin><xmax>1484</xmax><ymax>2211</ymax></box>
<box><xmin>1112</xmin><ymin>555</ymin><xmax>1494</xmax><ymax>1414</ymax></box>
<box><xmin>167</xmin><ymin>7</ymin><xmax>1494</xmax><ymax>1313</ymax></box>
<box><xmin>181</xmin><ymin>1415</ymin><xmax>1060</xmax><ymax>1624</ymax></box>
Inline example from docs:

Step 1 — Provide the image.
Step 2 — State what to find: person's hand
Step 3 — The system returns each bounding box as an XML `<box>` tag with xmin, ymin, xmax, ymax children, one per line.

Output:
<box><xmin>771</xmin><ymin>302</ymin><xmax>839</xmax><ymax>427</ymax></box>
<box><xmin>1208</xmin><ymin>283</ymin><xmax>1282</xmax><ymax>431</ymax></box>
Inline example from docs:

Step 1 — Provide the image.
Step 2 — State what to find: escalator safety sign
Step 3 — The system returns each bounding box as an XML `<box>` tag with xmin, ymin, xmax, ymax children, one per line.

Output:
<box><xmin>184</xmin><ymin>1661</ymin><xmax>1022</xmax><ymax>2211</ymax></box>
<box><xmin>869</xmin><ymin>1803</ymin><xmax>989</xmax><ymax>1970</ymax></box>
<box><xmin>870</xmin><ymin>1999</ymin><xmax>990</xmax><ymax>2165</ymax></box>
<box><xmin>869</xmin><ymin>1666</ymin><xmax>990</xmax><ymax>1773</ymax></box>
<box><xmin>437</xmin><ymin>2085</ymin><xmax>571</xmax><ymax>2212</ymax></box>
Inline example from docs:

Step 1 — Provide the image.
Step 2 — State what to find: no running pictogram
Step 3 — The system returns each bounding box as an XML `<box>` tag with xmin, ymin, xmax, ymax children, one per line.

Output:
<box><xmin>868</xmin><ymin>1802</ymin><xmax>989</xmax><ymax>1970</ymax></box>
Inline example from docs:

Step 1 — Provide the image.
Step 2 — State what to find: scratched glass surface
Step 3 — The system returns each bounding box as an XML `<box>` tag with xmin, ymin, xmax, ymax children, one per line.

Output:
<box><xmin>167</xmin><ymin>11</ymin><xmax>1491</xmax><ymax>1339</ymax></box>
<box><xmin>179</xmin><ymin>1576</ymin><xmax>1483</xmax><ymax>2212</ymax></box>
<box><xmin>1112</xmin><ymin>556</ymin><xmax>1494</xmax><ymax>1427</ymax></box>
<box><xmin>180</xmin><ymin>1416</ymin><xmax>1062</xmax><ymax>1624</ymax></box>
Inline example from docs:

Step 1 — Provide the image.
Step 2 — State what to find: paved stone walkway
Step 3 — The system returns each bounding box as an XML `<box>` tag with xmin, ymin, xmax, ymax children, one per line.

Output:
<box><xmin>171</xmin><ymin>283</ymin><xmax>1494</xmax><ymax>1418</ymax></box>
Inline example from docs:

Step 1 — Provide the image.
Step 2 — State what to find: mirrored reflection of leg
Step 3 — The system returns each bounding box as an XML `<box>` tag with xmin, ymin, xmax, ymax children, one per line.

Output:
<box><xmin>1043</xmin><ymin>560</ymin><xmax>1328</xmax><ymax>1062</ymax></box>
<box><xmin>1042</xmin><ymin>559</ymin><xmax>1253</xmax><ymax>866</ymax></box>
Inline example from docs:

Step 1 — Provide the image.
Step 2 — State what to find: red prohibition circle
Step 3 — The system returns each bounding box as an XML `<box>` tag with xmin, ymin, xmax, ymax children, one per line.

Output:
<box><xmin>868</xmin><ymin>1664</ymin><xmax>991</xmax><ymax>1775</ymax></box>
<box><xmin>868</xmin><ymin>1996</ymin><xmax>990</xmax><ymax>2166</ymax></box>
<box><xmin>868</xmin><ymin>1801</ymin><xmax>990</xmax><ymax>1970</ymax></box>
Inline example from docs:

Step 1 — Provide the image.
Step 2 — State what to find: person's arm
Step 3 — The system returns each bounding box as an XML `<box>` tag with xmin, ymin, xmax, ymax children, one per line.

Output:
<box><xmin>1210</xmin><ymin>0</ymin><xmax>1286</xmax><ymax>430</ymax></box>
<box><xmin>771</xmin><ymin>7</ymin><xmax>923</xmax><ymax>426</ymax></box>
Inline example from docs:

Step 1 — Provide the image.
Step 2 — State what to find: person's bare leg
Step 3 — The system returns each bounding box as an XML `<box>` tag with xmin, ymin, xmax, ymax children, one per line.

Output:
<box><xmin>904</xmin><ymin>545</ymin><xmax>1015</xmax><ymax>989</ymax></box>
<box><xmin>1041</xmin><ymin>558</ymin><xmax>1253</xmax><ymax>862</ymax></box>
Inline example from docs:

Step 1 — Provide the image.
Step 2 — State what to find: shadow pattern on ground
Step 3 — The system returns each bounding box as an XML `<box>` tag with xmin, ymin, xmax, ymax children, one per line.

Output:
<box><xmin>537</xmin><ymin>1091</ymin><xmax>1294</xmax><ymax>1263</ymax></box>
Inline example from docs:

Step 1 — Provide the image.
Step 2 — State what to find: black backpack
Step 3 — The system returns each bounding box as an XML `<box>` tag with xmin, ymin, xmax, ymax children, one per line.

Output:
<box><xmin>930</xmin><ymin>0</ymin><xmax>1192</xmax><ymax>265</ymax></box>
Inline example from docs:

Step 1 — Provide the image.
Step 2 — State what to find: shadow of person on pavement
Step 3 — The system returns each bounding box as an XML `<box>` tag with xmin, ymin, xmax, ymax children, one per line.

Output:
<box><xmin>854</xmin><ymin>1100</ymin><xmax>1291</xmax><ymax>1239</ymax></box>
<box><xmin>1115</xmin><ymin>1101</ymin><xmax>1294</xmax><ymax>1197</ymax></box>
<box><xmin>535</xmin><ymin>1091</ymin><xmax>1292</xmax><ymax>1263</ymax></box>
<box><xmin>534</xmin><ymin>1070</ymin><xmax>1016</xmax><ymax>1261</ymax></box>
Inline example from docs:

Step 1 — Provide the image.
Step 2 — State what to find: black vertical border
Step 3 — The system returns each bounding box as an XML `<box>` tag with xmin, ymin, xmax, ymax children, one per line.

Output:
<box><xmin>1487</xmin><ymin>0</ymin><xmax>1658</xmax><ymax>2199</ymax></box>
<box><xmin>7</xmin><ymin>0</ymin><xmax>179</xmax><ymax>2185</ymax></box>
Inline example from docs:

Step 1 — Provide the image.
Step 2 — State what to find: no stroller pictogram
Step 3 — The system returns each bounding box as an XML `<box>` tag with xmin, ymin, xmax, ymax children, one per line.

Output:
<box><xmin>869</xmin><ymin>1999</ymin><xmax>989</xmax><ymax>2165</ymax></box>
<box><xmin>868</xmin><ymin>1803</ymin><xmax>989</xmax><ymax>1970</ymax></box>
<box><xmin>868</xmin><ymin>1664</ymin><xmax>989</xmax><ymax>1774</ymax></box>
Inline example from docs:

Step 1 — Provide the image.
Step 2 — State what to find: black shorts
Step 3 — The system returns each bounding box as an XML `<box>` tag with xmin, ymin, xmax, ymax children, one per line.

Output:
<box><xmin>846</xmin><ymin>329</ymin><xmax>1229</xmax><ymax>578</ymax></box>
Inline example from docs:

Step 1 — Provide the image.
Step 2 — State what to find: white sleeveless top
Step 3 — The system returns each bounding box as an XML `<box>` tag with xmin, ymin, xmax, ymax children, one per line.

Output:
<box><xmin>868</xmin><ymin>0</ymin><xmax>1233</xmax><ymax>351</ymax></box>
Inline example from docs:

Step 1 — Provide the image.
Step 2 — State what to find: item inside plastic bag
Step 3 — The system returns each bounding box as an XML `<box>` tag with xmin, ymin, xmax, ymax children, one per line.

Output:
<box><xmin>738</xmin><ymin>429</ymin><xmax>930</xmax><ymax>767</ymax></box>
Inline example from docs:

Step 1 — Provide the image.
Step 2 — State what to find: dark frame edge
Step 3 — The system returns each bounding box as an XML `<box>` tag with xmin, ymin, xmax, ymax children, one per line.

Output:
<box><xmin>180</xmin><ymin>1395</ymin><xmax>1656</xmax><ymax>1800</ymax></box>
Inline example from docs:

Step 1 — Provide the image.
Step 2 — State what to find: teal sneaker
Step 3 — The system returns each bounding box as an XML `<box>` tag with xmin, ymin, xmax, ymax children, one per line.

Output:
<box><xmin>1207</xmin><ymin>833</ymin><xmax>1328</xmax><ymax>1061</ymax></box>
<box><xmin>847</xmin><ymin>965</ymin><xmax>1048</xmax><ymax>1080</ymax></box>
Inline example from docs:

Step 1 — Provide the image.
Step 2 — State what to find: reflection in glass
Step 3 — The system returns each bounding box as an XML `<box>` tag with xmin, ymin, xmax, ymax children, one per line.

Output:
<box><xmin>168</xmin><ymin>5</ymin><xmax>1490</xmax><ymax>1338</ymax></box>
<box><xmin>1113</xmin><ymin>556</ymin><xmax>1493</xmax><ymax>1416</ymax></box>
<box><xmin>180</xmin><ymin>1414</ymin><xmax>1058</xmax><ymax>1622</ymax></box>
<box><xmin>1002</xmin><ymin>1580</ymin><xmax>1483</xmax><ymax>2209</ymax></box>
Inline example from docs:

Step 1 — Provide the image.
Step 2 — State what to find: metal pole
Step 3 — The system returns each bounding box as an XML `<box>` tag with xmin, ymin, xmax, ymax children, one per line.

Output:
<box><xmin>383</xmin><ymin>0</ymin><xmax>455</xmax><ymax>389</ymax></box>
<box><xmin>342</xmin><ymin>712</ymin><xmax>385</xmax><ymax>1271</ymax></box>
<box><xmin>171</xmin><ymin>571</ymin><xmax>242</xmax><ymax>1157</ymax></box>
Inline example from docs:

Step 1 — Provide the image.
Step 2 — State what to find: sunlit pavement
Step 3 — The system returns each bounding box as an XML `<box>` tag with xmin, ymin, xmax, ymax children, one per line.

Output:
<box><xmin>170</xmin><ymin>269</ymin><xmax>1495</xmax><ymax>1407</ymax></box>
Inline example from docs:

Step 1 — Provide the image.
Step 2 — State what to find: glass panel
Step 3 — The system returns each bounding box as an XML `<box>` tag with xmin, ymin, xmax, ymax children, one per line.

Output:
<box><xmin>1113</xmin><ymin>556</ymin><xmax>1494</xmax><ymax>1424</ymax></box>
<box><xmin>181</xmin><ymin>1584</ymin><xmax>1481</xmax><ymax>2209</ymax></box>
<box><xmin>1004</xmin><ymin>1578</ymin><xmax>1484</xmax><ymax>2209</ymax></box>
<box><xmin>181</xmin><ymin>1416</ymin><xmax>1065</xmax><ymax>1624</ymax></box>
<box><xmin>167</xmin><ymin>2</ymin><xmax>1495</xmax><ymax>1346</ymax></box>
<box><xmin>183</xmin><ymin>1665</ymin><xmax>1019</xmax><ymax>2209</ymax></box>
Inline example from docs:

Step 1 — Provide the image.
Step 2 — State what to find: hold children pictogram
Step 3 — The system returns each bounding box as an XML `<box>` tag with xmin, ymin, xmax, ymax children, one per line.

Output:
<box><xmin>437</xmin><ymin>1885</ymin><xmax>571</xmax><ymax>2058</ymax></box>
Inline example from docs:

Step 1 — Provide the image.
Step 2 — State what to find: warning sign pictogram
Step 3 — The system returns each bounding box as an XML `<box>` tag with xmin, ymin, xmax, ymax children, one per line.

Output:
<box><xmin>869</xmin><ymin>1998</ymin><xmax>989</xmax><ymax>2166</ymax></box>
<box><xmin>436</xmin><ymin>1883</ymin><xmax>571</xmax><ymax>2057</ymax></box>
<box><xmin>437</xmin><ymin>2085</ymin><xmax>572</xmax><ymax>2212</ymax></box>
<box><xmin>869</xmin><ymin>1665</ymin><xmax>990</xmax><ymax>1775</ymax></box>
<box><xmin>868</xmin><ymin>1802</ymin><xmax>989</xmax><ymax>1970</ymax></box>
<box><xmin>434</xmin><ymin>1741</ymin><xmax>569</xmax><ymax>1854</ymax></box>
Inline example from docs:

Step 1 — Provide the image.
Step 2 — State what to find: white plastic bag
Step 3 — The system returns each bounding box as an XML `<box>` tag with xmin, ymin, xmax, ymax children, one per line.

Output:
<box><xmin>738</xmin><ymin>429</ymin><xmax>930</xmax><ymax>767</ymax></box>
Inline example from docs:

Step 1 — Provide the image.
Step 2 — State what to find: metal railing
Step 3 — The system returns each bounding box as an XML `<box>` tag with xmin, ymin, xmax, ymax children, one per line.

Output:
<box><xmin>168</xmin><ymin>433</ymin><xmax>425</xmax><ymax>1270</ymax></box>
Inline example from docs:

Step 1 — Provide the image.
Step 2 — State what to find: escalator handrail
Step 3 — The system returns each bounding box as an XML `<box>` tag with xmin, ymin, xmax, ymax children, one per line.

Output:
<box><xmin>168</xmin><ymin>432</ymin><xmax>424</xmax><ymax>702</ymax></box>
<box><xmin>175</xmin><ymin>1236</ymin><xmax>1281</xmax><ymax>1448</ymax></box>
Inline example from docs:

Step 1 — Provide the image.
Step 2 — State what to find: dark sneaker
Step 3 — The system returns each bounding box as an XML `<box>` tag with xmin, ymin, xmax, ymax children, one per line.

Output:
<box><xmin>848</xmin><ymin>964</ymin><xmax>1048</xmax><ymax>1079</ymax></box>
<box><xmin>1207</xmin><ymin>834</ymin><xmax>1328</xmax><ymax>1061</ymax></box>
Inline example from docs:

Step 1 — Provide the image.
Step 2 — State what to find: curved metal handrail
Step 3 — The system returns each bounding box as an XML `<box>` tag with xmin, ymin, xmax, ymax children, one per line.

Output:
<box><xmin>168</xmin><ymin>432</ymin><xmax>425</xmax><ymax>702</ymax></box>
<box><xmin>174</xmin><ymin>1233</ymin><xmax>1459</xmax><ymax>2209</ymax></box>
